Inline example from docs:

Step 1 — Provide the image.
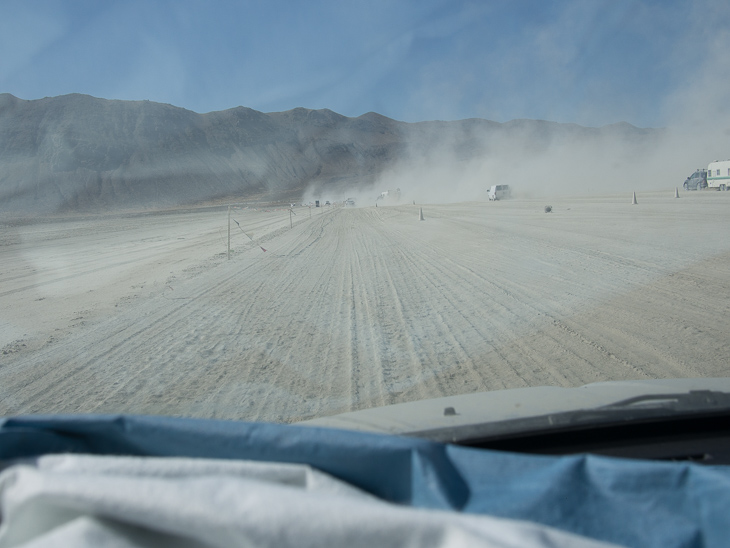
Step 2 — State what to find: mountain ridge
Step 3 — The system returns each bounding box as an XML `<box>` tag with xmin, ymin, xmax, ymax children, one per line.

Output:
<box><xmin>0</xmin><ymin>93</ymin><xmax>661</xmax><ymax>213</ymax></box>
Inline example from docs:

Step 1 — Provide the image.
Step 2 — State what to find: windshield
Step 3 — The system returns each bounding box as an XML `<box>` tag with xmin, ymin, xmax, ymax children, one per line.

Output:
<box><xmin>1</xmin><ymin>1</ymin><xmax>729</xmax><ymax>426</ymax></box>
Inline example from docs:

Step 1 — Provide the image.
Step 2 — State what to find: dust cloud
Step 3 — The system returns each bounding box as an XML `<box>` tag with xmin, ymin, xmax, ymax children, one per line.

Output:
<box><xmin>363</xmin><ymin>88</ymin><xmax>728</xmax><ymax>205</ymax></box>
<box><xmin>315</xmin><ymin>122</ymin><xmax>667</xmax><ymax>206</ymax></box>
<box><xmin>325</xmin><ymin>5</ymin><xmax>730</xmax><ymax>206</ymax></box>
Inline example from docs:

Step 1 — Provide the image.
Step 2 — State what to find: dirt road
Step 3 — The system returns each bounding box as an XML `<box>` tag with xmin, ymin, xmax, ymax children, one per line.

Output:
<box><xmin>1</xmin><ymin>193</ymin><xmax>729</xmax><ymax>422</ymax></box>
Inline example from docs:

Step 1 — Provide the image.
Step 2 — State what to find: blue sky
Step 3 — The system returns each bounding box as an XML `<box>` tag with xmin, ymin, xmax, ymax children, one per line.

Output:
<box><xmin>1</xmin><ymin>0</ymin><xmax>728</xmax><ymax>128</ymax></box>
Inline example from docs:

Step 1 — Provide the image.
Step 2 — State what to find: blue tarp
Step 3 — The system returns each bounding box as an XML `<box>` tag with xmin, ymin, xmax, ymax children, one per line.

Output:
<box><xmin>0</xmin><ymin>414</ymin><xmax>728</xmax><ymax>548</ymax></box>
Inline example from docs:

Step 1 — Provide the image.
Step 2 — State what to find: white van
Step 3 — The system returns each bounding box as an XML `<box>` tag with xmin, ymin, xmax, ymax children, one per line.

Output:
<box><xmin>488</xmin><ymin>185</ymin><xmax>511</xmax><ymax>201</ymax></box>
<box><xmin>707</xmin><ymin>160</ymin><xmax>730</xmax><ymax>190</ymax></box>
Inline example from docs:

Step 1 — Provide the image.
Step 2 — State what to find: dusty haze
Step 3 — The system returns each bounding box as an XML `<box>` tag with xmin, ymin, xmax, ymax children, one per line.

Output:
<box><xmin>0</xmin><ymin>93</ymin><xmax>685</xmax><ymax>215</ymax></box>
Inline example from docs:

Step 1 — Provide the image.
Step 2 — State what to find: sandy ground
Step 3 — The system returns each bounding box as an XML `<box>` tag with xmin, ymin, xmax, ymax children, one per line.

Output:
<box><xmin>1</xmin><ymin>192</ymin><xmax>729</xmax><ymax>423</ymax></box>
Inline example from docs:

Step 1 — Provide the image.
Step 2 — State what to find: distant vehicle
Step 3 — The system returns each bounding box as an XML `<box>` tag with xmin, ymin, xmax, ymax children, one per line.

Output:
<box><xmin>683</xmin><ymin>169</ymin><xmax>707</xmax><ymax>191</ymax></box>
<box><xmin>488</xmin><ymin>184</ymin><xmax>511</xmax><ymax>201</ymax></box>
<box><xmin>345</xmin><ymin>198</ymin><xmax>356</xmax><ymax>207</ymax></box>
<box><xmin>325</xmin><ymin>200</ymin><xmax>331</xmax><ymax>205</ymax></box>
<box><xmin>315</xmin><ymin>200</ymin><xmax>320</xmax><ymax>207</ymax></box>
<box><xmin>707</xmin><ymin>160</ymin><xmax>730</xmax><ymax>191</ymax></box>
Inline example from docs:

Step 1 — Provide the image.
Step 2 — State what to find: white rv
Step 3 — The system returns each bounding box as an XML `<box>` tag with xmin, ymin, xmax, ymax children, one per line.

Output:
<box><xmin>488</xmin><ymin>184</ymin><xmax>511</xmax><ymax>201</ymax></box>
<box><xmin>707</xmin><ymin>160</ymin><xmax>730</xmax><ymax>190</ymax></box>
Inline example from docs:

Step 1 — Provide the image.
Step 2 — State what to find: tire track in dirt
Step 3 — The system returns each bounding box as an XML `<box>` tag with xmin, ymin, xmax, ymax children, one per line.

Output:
<box><xmin>0</xmin><ymin>255</ymin><xmax>264</xmax><ymax>413</ymax></box>
<box><xmin>352</xmin><ymin>241</ymin><xmax>401</xmax><ymax>407</ymax></box>
<box><xmin>0</xmin><ymin>215</ymin><xmax>226</xmax><ymax>290</ymax></box>
<box><xmin>3</xmin><ymin>198</ymin><xmax>730</xmax><ymax>422</ymax></box>
<box><xmin>368</xmin><ymin>213</ymin><xmax>535</xmax><ymax>388</ymax></box>
<box><xmin>360</xmin><ymin>204</ymin><xmax>720</xmax><ymax>396</ymax></box>
<box><xmin>395</xmin><ymin>244</ymin><xmax>531</xmax><ymax>392</ymax></box>
<box><xmin>350</xmin><ymin>211</ymin><xmax>507</xmax><ymax>399</ymax></box>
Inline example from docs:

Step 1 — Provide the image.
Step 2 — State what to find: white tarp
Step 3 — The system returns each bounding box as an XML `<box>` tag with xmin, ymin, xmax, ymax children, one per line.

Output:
<box><xmin>0</xmin><ymin>454</ymin><xmax>621</xmax><ymax>548</ymax></box>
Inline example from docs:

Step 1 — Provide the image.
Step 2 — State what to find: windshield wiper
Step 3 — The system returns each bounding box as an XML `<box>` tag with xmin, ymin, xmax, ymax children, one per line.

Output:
<box><xmin>410</xmin><ymin>390</ymin><xmax>730</xmax><ymax>446</ymax></box>
<box><xmin>598</xmin><ymin>390</ymin><xmax>730</xmax><ymax>411</ymax></box>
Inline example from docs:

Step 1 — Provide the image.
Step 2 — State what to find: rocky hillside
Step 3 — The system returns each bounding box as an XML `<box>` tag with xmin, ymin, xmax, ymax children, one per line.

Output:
<box><xmin>0</xmin><ymin>93</ymin><xmax>661</xmax><ymax>213</ymax></box>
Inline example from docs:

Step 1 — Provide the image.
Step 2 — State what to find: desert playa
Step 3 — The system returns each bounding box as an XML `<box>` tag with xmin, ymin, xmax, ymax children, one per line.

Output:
<box><xmin>1</xmin><ymin>191</ymin><xmax>729</xmax><ymax>423</ymax></box>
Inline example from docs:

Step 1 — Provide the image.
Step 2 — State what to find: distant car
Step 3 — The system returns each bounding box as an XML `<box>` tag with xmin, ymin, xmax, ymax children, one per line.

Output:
<box><xmin>345</xmin><ymin>198</ymin><xmax>356</xmax><ymax>207</ymax></box>
<box><xmin>325</xmin><ymin>200</ymin><xmax>331</xmax><ymax>205</ymax></box>
<box><xmin>488</xmin><ymin>184</ymin><xmax>511</xmax><ymax>201</ymax></box>
<box><xmin>683</xmin><ymin>169</ymin><xmax>707</xmax><ymax>190</ymax></box>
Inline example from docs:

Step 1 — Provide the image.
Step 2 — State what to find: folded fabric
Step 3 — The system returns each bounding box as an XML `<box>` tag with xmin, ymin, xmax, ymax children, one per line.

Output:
<box><xmin>0</xmin><ymin>454</ymin><xmax>620</xmax><ymax>548</ymax></box>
